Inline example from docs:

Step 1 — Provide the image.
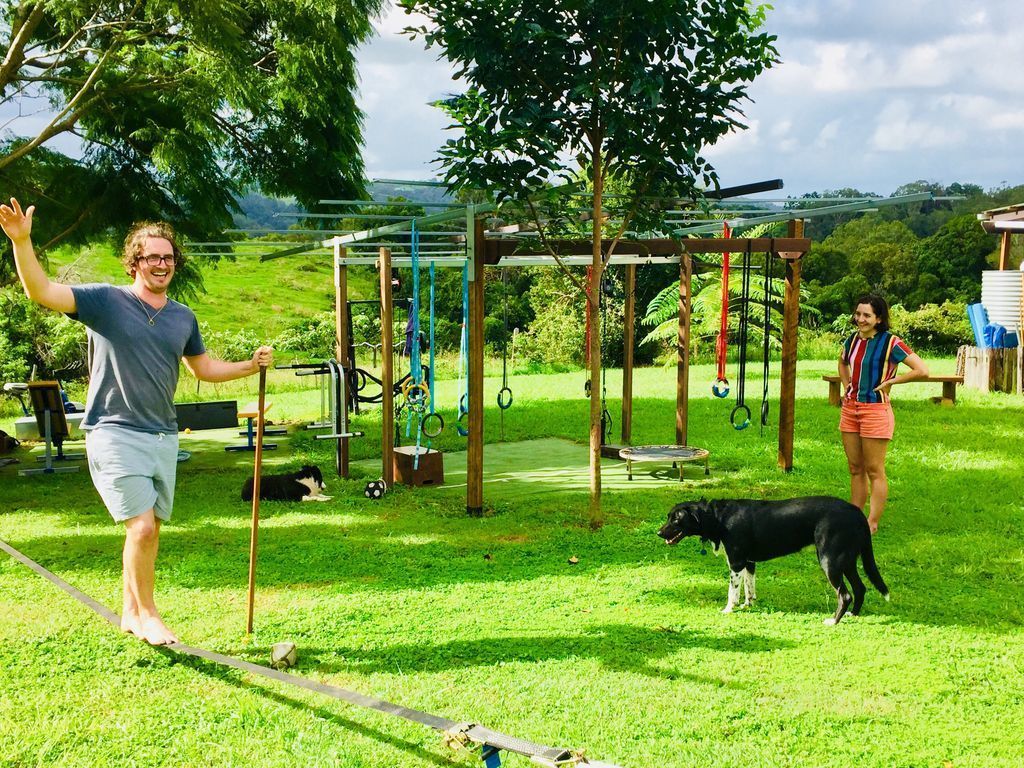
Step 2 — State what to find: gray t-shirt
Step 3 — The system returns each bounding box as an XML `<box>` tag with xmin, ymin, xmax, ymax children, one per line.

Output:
<box><xmin>70</xmin><ymin>284</ymin><xmax>205</xmax><ymax>433</ymax></box>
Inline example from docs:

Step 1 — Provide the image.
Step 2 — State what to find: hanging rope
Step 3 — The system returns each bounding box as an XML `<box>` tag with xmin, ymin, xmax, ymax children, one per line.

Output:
<box><xmin>599</xmin><ymin>272</ymin><xmax>615</xmax><ymax>445</ymax></box>
<box><xmin>584</xmin><ymin>266</ymin><xmax>592</xmax><ymax>398</ymax></box>
<box><xmin>760</xmin><ymin>248</ymin><xmax>773</xmax><ymax>435</ymax></box>
<box><xmin>713</xmin><ymin>222</ymin><xmax>731</xmax><ymax>398</ymax></box>
<box><xmin>730</xmin><ymin>241</ymin><xmax>752</xmax><ymax>431</ymax></box>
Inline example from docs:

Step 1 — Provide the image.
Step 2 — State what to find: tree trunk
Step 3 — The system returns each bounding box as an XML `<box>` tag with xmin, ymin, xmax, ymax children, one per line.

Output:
<box><xmin>588</xmin><ymin>148</ymin><xmax>604</xmax><ymax>528</ymax></box>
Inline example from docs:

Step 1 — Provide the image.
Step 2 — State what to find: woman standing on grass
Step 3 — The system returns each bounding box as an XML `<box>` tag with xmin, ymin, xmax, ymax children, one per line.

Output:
<box><xmin>839</xmin><ymin>294</ymin><xmax>928</xmax><ymax>534</ymax></box>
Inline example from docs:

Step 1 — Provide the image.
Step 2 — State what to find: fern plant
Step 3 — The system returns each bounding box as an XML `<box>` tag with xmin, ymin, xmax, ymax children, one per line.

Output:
<box><xmin>641</xmin><ymin>221</ymin><xmax>817</xmax><ymax>355</ymax></box>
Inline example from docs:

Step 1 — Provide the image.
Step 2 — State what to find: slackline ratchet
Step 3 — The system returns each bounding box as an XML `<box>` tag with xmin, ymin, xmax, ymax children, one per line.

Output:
<box><xmin>0</xmin><ymin>537</ymin><xmax>624</xmax><ymax>768</ymax></box>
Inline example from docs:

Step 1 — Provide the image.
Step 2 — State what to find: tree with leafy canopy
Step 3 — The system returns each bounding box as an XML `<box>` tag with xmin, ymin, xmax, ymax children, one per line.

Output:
<box><xmin>0</xmin><ymin>0</ymin><xmax>382</xmax><ymax>296</ymax></box>
<box><xmin>401</xmin><ymin>0</ymin><xmax>777</xmax><ymax>524</ymax></box>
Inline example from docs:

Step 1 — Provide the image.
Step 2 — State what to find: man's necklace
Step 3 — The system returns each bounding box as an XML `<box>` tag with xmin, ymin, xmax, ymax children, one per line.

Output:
<box><xmin>129</xmin><ymin>290</ymin><xmax>167</xmax><ymax>326</ymax></box>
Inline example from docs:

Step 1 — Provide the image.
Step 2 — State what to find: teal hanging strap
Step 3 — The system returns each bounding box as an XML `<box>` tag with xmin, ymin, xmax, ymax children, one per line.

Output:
<box><xmin>407</xmin><ymin>220</ymin><xmax>426</xmax><ymax>467</ymax></box>
<box><xmin>456</xmin><ymin>262</ymin><xmax>470</xmax><ymax>437</ymax></box>
<box><xmin>421</xmin><ymin>259</ymin><xmax>444</xmax><ymax>439</ymax></box>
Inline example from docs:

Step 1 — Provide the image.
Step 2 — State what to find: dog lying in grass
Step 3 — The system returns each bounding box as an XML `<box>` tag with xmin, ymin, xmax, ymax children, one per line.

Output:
<box><xmin>241</xmin><ymin>464</ymin><xmax>331</xmax><ymax>502</ymax></box>
<box><xmin>658</xmin><ymin>496</ymin><xmax>888</xmax><ymax>625</ymax></box>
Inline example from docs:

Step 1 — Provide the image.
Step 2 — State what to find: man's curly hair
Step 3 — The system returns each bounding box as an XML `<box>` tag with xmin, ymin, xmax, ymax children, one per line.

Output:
<box><xmin>121</xmin><ymin>221</ymin><xmax>184</xmax><ymax>277</ymax></box>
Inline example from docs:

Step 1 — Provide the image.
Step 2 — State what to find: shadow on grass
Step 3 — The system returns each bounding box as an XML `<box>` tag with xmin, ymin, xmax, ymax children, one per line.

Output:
<box><xmin>221</xmin><ymin>622</ymin><xmax>783</xmax><ymax>685</ymax></box>
<box><xmin>148</xmin><ymin>648</ymin><xmax>454</xmax><ymax>768</ymax></box>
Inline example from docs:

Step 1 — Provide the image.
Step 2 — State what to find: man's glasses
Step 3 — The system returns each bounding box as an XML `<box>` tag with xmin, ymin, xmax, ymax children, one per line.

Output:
<box><xmin>138</xmin><ymin>254</ymin><xmax>176</xmax><ymax>266</ymax></box>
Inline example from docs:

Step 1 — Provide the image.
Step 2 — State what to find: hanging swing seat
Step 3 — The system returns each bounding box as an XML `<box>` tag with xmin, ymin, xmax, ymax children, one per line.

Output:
<box><xmin>618</xmin><ymin>445</ymin><xmax>710</xmax><ymax>482</ymax></box>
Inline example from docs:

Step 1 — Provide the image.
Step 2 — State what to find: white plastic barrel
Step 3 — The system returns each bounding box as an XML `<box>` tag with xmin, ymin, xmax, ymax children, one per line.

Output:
<box><xmin>981</xmin><ymin>270</ymin><xmax>1023</xmax><ymax>331</ymax></box>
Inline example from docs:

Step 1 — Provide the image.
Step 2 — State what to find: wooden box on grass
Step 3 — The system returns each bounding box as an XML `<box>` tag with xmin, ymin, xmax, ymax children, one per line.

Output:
<box><xmin>393</xmin><ymin>446</ymin><xmax>444</xmax><ymax>487</ymax></box>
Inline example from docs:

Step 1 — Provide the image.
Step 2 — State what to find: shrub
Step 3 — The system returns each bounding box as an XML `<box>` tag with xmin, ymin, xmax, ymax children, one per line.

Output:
<box><xmin>0</xmin><ymin>288</ymin><xmax>87</xmax><ymax>382</ymax></box>
<box><xmin>200</xmin><ymin>322</ymin><xmax>265</xmax><ymax>361</ymax></box>
<box><xmin>889</xmin><ymin>301</ymin><xmax>972</xmax><ymax>354</ymax></box>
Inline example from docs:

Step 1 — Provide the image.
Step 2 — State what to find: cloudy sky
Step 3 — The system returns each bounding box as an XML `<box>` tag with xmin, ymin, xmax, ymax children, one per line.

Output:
<box><xmin>356</xmin><ymin>0</ymin><xmax>1024</xmax><ymax>197</ymax></box>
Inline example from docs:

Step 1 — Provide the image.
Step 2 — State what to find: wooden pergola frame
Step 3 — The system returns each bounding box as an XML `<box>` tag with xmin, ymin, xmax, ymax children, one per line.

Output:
<box><xmin>978</xmin><ymin>203</ymin><xmax>1024</xmax><ymax>270</ymax></box>
<box><xmin>330</xmin><ymin>220</ymin><xmax>810</xmax><ymax>516</ymax></box>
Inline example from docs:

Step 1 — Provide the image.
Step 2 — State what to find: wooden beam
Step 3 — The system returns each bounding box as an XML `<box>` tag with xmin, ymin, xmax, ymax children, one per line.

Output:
<box><xmin>999</xmin><ymin>231</ymin><xmax>1012</xmax><ymax>270</ymax></box>
<box><xmin>676</xmin><ymin>253</ymin><xmax>692</xmax><ymax>445</ymax></box>
<box><xmin>777</xmin><ymin>221</ymin><xmax>803</xmax><ymax>472</ymax></box>
<box><xmin>484</xmin><ymin>237</ymin><xmax>811</xmax><ymax>261</ymax></box>
<box><xmin>467</xmin><ymin>218</ymin><xmax>486</xmax><ymax>516</ymax></box>
<box><xmin>334</xmin><ymin>251</ymin><xmax>350</xmax><ymax>478</ymax></box>
<box><xmin>379</xmin><ymin>247</ymin><xmax>395</xmax><ymax>487</ymax></box>
<box><xmin>682</xmin><ymin>238</ymin><xmax>811</xmax><ymax>254</ymax></box>
<box><xmin>621</xmin><ymin>264</ymin><xmax>635</xmax><ymax>445</ymax></box>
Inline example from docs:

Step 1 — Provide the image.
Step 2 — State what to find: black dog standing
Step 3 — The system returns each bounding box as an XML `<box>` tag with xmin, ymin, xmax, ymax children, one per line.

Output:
<box><xmin>658</xmin><ymin>496</ymin><xmax>889</xmax><ymax>625</ymax></box>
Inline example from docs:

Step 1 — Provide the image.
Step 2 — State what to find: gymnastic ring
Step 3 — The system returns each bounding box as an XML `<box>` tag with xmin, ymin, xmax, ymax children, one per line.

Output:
<box><xmin>402</xmin><ymin>380</ymin><xmax>430</xmax><ymax>407</ymax></box>
<box><xmin>421</xmin><ymin>411</ymin><xmax>444</xmax><ymax>438</ymax></box>
<box><xmin>497</xmin><ymin>386</ymin><xmax>514</xmax><ymax>410</ymax></box>
<box><xmin>760</xmin><ymin>399</ymin><xmax>770</xmax><ymax>427</ymax></box>
<box><xmin>584</xmin><ymin>380</ymin><xmax>592</xmax><ymax>398</ymax></box>
<box><xmin>456</xmin><ymin>409</ymin><xmax>469</xmax><ymax>437</ymax></box>
<box><xmin>730</xmin><ymin>403</ymin><xmax>751</xmax><ymax>431</ymax></box>
<box><xmin>712</xmin><ymin>378</ymin><xmax>730</xmax><ymax>398</ymax></box>
<box><xmin>459</xmin><ymin>392</ymin><xmax>468</xmax><ymax>412</ymax></box>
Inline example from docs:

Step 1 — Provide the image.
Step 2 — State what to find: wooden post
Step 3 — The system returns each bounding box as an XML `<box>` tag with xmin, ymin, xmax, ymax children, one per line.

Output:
<box><xmin>467</xmin><ymin>219</ymin><xmax>486</xmax><ymax>516</ymax></box>
<box><xmin>334</xmin><ymin>248</ymin><xmax>350</xmax><ymax>477</ymax></box>
<box><xmin>676</xmin><ymin>252</ymin><xmax>692</xmax><ymax>445</ymax></box>
<box><xmin>778</xmin><ymin>221</ymin><xmax>803</xmax><ymax>472</ymax></box>
<box><xmin>621</xmin><ymin>264</ymin><xmax>635</xmax><ymax>445</ymax></box>
<box><xmin>999</xmin><ymin>232</ymin><xmax>1012</xmax><ymax>270</ymax></box>
<box><xmin>379</xmin><ymin>247</ymin><xmax>395</xmax><ymax>487</ymax></box>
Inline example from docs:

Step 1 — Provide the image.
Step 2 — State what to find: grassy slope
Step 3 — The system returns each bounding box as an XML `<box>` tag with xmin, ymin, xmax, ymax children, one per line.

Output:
<box><xmin>1</xmin><ymin>361</ymin><xmax>1023</xmax><ymax>768</ymax></box>
<box><xmin>44</xmin><ymin>242</ymin><xmax>380</xmax><ymax>338</ymax></box>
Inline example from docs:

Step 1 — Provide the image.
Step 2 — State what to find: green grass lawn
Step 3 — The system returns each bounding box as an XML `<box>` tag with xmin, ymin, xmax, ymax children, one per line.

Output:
<box><xmin>2</xmin><ymin>362</ymin><xmax>1023</xmax><ymax>767</ymax></box>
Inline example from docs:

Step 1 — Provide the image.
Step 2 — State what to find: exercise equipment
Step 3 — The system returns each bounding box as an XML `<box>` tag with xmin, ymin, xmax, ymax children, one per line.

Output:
<box><xmin>227</xmin><ymin>401</ymin><xmax>280</xmax><ymax>452</ymax></box>
<box><xmin>760</xmin><ymin>250</ymin><xmax>774</xmax><ymax>433</ymax></box>
<box><xmin>19</xmin><ymin>381</ymin><xmax>81</xmax><ymax>477</ymax></box>
<box><xmin>730</xmin><ymin>243</ymin><xmax>752</xmax><ymax>431</ymax></box>
<box><xmin>712</xmin><ymin>223</ymin><xmax>732</xmax><ymax>398</ymax></box>
<box><xmin>497</xmin><ymin>268</ymin><xmax>514</xmax><ymax>413</ymax></box>
<box><xmin>456</xmin><ymin>263</ymin><xmax>470</xmax><ymax>437</ymax></box>
<box><xmin>287</xmin><ymin>360</ymin><xmax>365</xmax><ymax>477</ymax></box>
<box><xmin>3</xmin><ymin>382</ymin><xmax>29</xmax><ymax>415</ymax></box>
<box><xmin>618</xmin><ymin>445</ymin><xmax>710</xmax><ymax>482</ymax></box>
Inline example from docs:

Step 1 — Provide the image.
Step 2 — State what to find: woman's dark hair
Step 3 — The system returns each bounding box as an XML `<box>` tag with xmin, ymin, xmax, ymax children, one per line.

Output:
<box><xmin>852</xmin><ymin>293</ymin><xmax>890</xmax><ymax>333</ymax></box>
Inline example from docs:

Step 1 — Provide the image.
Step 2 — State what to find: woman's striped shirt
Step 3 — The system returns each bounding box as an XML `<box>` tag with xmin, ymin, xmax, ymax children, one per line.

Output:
<box><xmin>841</xmin><ymin>331</ymin><xmax>912</xmax><ymax>403</ymax></box>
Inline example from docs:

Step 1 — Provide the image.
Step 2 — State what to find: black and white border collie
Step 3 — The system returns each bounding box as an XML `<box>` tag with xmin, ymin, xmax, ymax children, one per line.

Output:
<box><xmin>241</xmin><ymin>464</ymin><xmax>331</xmax><ymax>502</ymax></box>
<box><xmin>658</xmin><ymin>496</ymin><xmax>889</xmax><ymax>625</ymax></box>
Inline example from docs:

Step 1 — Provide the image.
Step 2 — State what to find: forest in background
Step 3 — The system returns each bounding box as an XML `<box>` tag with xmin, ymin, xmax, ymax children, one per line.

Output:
<box><xmin>1</xmin><ymin>179</ymin><xmax>1021</xmax><ymax>386</ymax></box>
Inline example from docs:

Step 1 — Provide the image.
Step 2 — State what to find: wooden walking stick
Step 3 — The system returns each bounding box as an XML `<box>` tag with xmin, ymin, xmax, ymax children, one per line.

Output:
<box><xmin>246</xmin><ymin>365</ymin><xmax>268</xmax><ymax>635</ymax></box>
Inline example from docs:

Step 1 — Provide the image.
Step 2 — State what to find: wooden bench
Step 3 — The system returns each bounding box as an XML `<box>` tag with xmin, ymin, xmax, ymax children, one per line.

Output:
<box><xmin>822</xmin><ymin>375</ymin><xmax>963</xmax><ymax>407</ymax></box>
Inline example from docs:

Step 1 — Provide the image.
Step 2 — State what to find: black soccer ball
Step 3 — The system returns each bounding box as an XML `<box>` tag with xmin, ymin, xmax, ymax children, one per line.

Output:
<box><xmin>364</xmin><ymin>479</ymin><xmax>387</xmax><ymax>500</ymax></box>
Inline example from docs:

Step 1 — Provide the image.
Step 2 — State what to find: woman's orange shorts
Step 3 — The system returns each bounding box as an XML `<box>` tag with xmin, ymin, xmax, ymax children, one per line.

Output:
<box><xmin>839</xmin><ymin>400</ymin><xmax>895</xmax><ymax>440</ymax></box>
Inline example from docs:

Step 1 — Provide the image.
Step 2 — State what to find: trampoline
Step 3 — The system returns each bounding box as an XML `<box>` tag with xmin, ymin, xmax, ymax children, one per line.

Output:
<box><xmin>618</xmin><ymin>445</ymin><xmax>710</xmax><ymax>482</ymax></box>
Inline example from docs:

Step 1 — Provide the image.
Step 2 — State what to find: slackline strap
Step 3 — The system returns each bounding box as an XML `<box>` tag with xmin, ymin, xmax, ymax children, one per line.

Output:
<box><xmin>0</xmin><ymin>537</ymin><xmax>623</xmax><ymax>768</ymax></box>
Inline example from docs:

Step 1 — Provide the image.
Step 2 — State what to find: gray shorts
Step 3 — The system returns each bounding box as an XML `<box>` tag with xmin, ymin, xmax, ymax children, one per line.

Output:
<box><xmin>85</xmin><ymin>426</ymin><xmax>179</xmax><ymax>522</ymax></box>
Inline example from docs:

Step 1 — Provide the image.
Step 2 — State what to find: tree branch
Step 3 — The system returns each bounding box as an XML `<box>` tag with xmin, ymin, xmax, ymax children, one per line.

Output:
<box><xmin>0</xmin><ymin>0</ymin><xmax>48</xmax><ymax>92</ymax></box>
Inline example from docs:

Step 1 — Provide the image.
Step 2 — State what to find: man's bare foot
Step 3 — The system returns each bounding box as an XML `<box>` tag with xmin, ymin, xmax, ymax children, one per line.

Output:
<box><xmin>138</xmin><ymin>615</ymin><xmax>179</xmax><ymax>646</ymax></box>
<box><xmin>121</xmin><ymin>610</ymin><xmax>143</xmax><ymax>637</ymax></box>
<box><xmin>868</xmin><ymin>518</ymin><xmax>880</xmax><ymax>535</ymax></box>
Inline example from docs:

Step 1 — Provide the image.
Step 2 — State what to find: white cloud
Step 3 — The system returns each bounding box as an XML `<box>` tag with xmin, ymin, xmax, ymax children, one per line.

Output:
<box><xmin>870</xmin><ymin>100</ymin><xmax>964</xmax><ymax>151</ymax></box>
<box><xmin>814</xmin><ymin>119</ymin><xmax>841</xmax><ymax>149</ymax></box>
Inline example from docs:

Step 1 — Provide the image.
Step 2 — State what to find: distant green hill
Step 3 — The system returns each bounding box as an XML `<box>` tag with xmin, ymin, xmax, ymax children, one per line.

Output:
<box><xmin>45</xmin><ymin>242</ymin><xmax>380</xmax><ymax>338</ymax></box>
